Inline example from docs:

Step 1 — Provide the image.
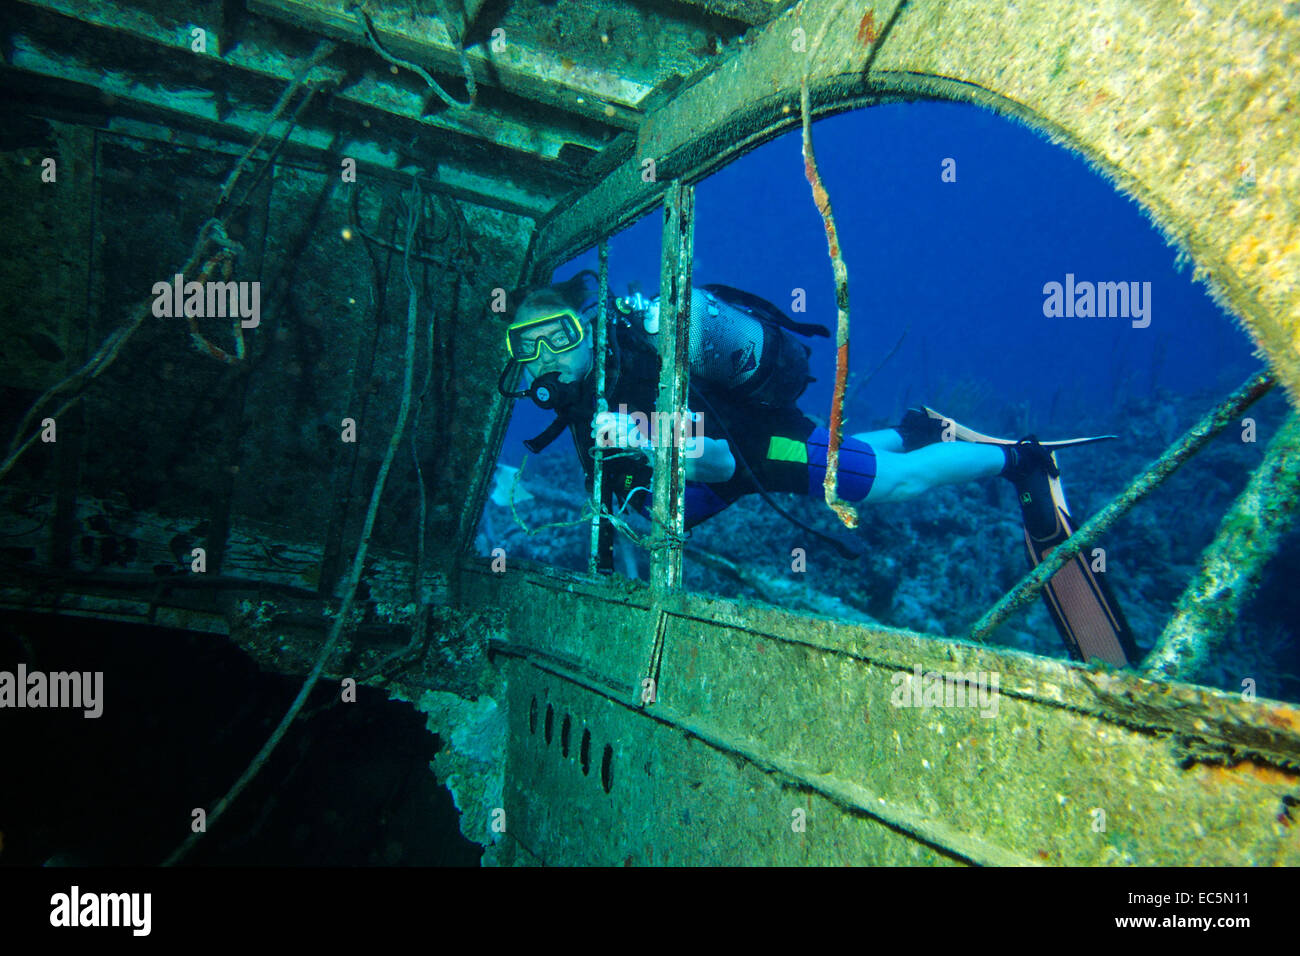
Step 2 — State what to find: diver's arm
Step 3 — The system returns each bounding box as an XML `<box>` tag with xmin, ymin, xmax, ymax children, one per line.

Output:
<box><xmin>684</xmin><ymin>436</ymin><xmax>735</xmax><ymax>483</ymax></box>
<box><xmin>593</xmin><ymin>410</ymin><xmax>736</xmax><ymax>483</ymax></box>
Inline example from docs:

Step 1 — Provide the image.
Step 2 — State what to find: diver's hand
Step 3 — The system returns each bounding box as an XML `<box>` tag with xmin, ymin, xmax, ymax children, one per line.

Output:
<box><xmin>592</xmin><ymin>410</ymin><xmax>650</xmax><ymax>458</ymax></box>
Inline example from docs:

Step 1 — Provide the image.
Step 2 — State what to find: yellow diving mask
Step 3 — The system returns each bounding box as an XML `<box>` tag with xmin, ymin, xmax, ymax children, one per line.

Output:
<box><xmin>505</xmin><ymin>309</ymin><xmax>585</xmax><ymax>362</ymax></box>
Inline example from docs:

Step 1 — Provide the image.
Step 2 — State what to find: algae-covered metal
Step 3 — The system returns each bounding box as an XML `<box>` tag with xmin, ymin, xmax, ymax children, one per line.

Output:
<box><xmin>466</xmin><ymin>562</ymin><xmax>1300</xmax><ymax>865</ymax></box>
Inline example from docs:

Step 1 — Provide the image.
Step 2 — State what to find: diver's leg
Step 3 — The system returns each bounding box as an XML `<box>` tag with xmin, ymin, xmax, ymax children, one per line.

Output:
<box><xmin>850</xmin><ymin>429</ymin><xmax>904</xmax><ymax>453</ymax></box>
<box><xmin>866</xmin><ymin>442</ymin><xmax>1004</xmax><ymax>503</ymax></box>
<box><xmin>794</xmin><ymin>424</ymin><xmax>991</xmax><ymax>507</ymax></box>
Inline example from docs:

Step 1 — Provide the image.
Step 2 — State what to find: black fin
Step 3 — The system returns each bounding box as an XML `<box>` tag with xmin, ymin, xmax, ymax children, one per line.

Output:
<box><xmin>1013</xmin><ymin>470</ymin><xmax>1139</xmax><ymax>667</ymax></box>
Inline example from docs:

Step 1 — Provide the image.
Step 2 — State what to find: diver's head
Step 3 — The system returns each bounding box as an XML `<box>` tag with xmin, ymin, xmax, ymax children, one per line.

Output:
<box><xmin>497</xmin><ymin>271</ymin><xmax>602</xmax><ymax>409</ymax></box>
<box><xmin>506</xmin><ymin>274</ymin><xmax>597</xmax><ymax>385</ymax></box>
<box><xmin>509</xmin><ymin>296</ymin><xmax>593</xmax><ymax>384</ymax></box>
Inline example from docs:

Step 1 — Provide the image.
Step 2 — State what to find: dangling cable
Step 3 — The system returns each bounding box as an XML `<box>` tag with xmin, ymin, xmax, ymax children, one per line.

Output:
<box><xmin>798</xmin><ymin>0</ymin><xmax>863</xmax><ymax>530</ymax></box>
<box><xmin>351</xmin><ymin>3</ymin><xmax>474</xmax><ymax>108</ymax></box>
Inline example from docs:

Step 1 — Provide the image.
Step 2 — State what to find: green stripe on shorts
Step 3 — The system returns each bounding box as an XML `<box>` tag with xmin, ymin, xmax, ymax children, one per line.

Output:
<box><xmin>766</xmin><ymin>436</ymin><xmax>807</xmax><ymax>464</ymax></box>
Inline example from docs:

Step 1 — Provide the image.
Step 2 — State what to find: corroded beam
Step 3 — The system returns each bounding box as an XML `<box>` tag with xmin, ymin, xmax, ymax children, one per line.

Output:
<box><xmin>650</xmin><ymin>181</ymin><xmax>694</xmax><ymax>592</ymax></box>
<box><xmin>968</xmin><ymin>370</ymin><xmax>1276</xmax><ymax>644</ymax></box>
<box><xmin>14</xmin><ymin>0</ymin><xmax>611</xmax><ymax>165</ymax></box>
<box><xmin>6</xmin><ymin>30</ymin><xmax>554</xmax><ymax>217</ymax></box>
<box><xmin>248</xmin><ymin>0</ymin><xmax>649</xmax><ymax>129</ymax></box>
<box><xmin>1143</xmin><ymin>413</ymin><xmax>1300</xmax><ymax>681</ymax></box>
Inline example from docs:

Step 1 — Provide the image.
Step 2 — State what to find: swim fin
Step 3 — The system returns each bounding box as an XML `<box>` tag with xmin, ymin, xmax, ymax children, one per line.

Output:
<box><xmin>914</xmin><ymin>406</ymin><xmax>1119</xmax><ymax>451</ymax></box>
<box><xmin>917</xmin><ymin>407</ymin><xmax>1138</xmax><ymax>667</ymax></box>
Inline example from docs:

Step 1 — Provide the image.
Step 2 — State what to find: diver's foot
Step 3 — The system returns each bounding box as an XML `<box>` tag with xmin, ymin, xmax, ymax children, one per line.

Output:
<box><xmin>895</xmin><ymin>407</ymin><xmax>947</xmax><ymax>452</ymax></box>
<box><xmin>999</xmin><ymin>436</ymin><xmax>1060</xmax><ymax>482</ymax></box>
<box><xmin>1001</xmin><ymin>436</ymin><xmax>1062</xmax><ymax>537</ymax></box>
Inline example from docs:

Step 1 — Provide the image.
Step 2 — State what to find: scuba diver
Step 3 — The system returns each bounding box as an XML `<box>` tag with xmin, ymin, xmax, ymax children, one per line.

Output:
<box><xmin>497</xmin><ymin>270</ymin><xmax>1138</xmax><ymax>667</ymax></box>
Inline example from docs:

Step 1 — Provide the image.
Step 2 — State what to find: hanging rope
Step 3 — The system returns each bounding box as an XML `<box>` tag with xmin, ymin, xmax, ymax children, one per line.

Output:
<box><xmin>217</xmin><ymin>40</ymin><xmax>336</xmax><ymax>211</ymax></box>
<box><xmin>801</xmin><ymin>0</ymin><xmax>858</xmax><ymax>530</ymax></box>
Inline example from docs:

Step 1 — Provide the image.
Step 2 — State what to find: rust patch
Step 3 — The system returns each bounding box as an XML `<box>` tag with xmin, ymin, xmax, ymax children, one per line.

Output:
<box><xmin>1263</xmin><ymin>703</ymin><xmax>1300</xmax><ymax>732</ymax></box>
<box><xmin>857</xmin><ymin>11</ymin><xmax>878</xmax><ymax>46</ymax></box>
<box><xmin>1196</xmin><ymin>759</ymin><xmax>1299</xmax><ymax>791</ymax></box>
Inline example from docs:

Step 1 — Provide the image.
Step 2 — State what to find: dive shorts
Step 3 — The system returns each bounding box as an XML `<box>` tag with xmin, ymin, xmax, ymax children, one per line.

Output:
<box><xmin>614</xmin><ymin>404</ymin><xmax>877</xmax><ymax>529</ymax></box>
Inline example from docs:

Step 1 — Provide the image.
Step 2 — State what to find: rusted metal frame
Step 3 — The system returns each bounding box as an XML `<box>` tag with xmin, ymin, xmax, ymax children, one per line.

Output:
<box><xmin>14</xmin><ymin>0</ymin><xmax>602</xmax><ymax>163</ymax></box>
<box><xmin>588</xmin><ymin>239</ymin><xmax>612</xmax><ymax>573</ymax></box>
<box><xmin>527</xmin><ymin>0</ymin><xmax>851</xmax><ymax>272</ymax></box>
<box><xmin>247</xmin><ymin>0</ymin><xmax>647</xmax><ymax>129</ymax></box>
<box><xmin>968</xmin><ymin>370</ymin><xmax>1276</xmax><ymax>644</ymax></box>
<box><xmin>527</xmin><ymin>78</ymin><xmax>1012</xmax><ymax>286</ymax></box>
<box><xmin>496</xmin><ymin>642</ymin><xmax>1031</xmax><ymax>866</ymax></box>
<box><xmin>5</xmin><ymin>24</ymin><xmax>555</xmax><ymax>218</ymax></box>
<box><xmin>164</xmin><ymin>186</ymin><xmax>427</xmax><ymax>866</ymax></box>
<box><xmin>1143</xmin><ymin>412</ymin><xmax>1300</xmax><ymax>681</ymax></box>
<box><xmin>650</xmin><ymin>181</ymin><xmax>694</xmax><ymax>592</ymax></box>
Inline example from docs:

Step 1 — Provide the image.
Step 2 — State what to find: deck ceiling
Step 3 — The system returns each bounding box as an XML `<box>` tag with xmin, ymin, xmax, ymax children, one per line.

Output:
<box><xmin>2</xmin><ymin>0</ymin><xmax>796</xmax><ymax>217</ymax></box>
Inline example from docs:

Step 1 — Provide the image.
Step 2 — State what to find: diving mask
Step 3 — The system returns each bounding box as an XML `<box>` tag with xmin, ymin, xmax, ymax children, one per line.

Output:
<box><xmin>505</xmin><ymin>309</ymin><xmax>585</xmax><ymax>363</ymax></box>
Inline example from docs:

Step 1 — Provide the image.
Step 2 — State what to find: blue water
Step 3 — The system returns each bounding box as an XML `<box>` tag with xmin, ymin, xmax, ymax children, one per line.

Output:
<box><xmin>508</xmin><ymin>100</ymin><xmax>1257</xmax><ymax>457</ymax></box>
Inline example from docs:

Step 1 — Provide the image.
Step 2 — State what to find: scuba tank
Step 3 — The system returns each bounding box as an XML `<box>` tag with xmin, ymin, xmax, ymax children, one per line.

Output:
<box><xmin>631</xmin><ymin>285</ymin><xmax>825</xmax><ymax>408</ymax></box>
